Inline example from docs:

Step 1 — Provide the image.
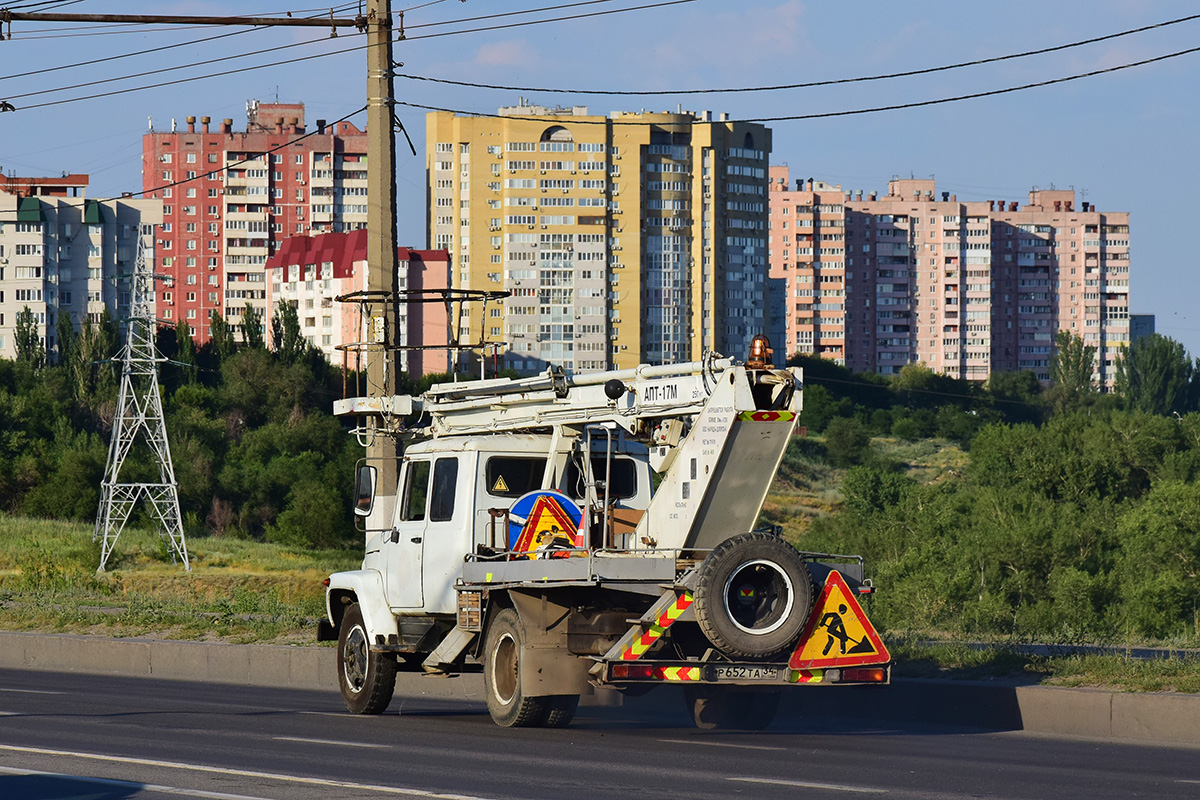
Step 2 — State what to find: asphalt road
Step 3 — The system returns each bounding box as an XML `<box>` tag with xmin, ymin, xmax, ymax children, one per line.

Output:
<box><xmin>0</xmin><ymin>668</ymin><xmax>1197</xmax><ymax>800</ymax></box>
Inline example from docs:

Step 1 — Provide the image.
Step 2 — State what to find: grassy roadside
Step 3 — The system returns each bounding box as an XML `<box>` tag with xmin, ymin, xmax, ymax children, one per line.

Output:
<box><xmin>889</xmin><ymin>639</ymin><xmax>1200</xmax><ymax>693</ymax></box>
<box><xmin>0</xmin><ymin>514</ymin><xmax>358</xmax><ymax>645</ymax></box>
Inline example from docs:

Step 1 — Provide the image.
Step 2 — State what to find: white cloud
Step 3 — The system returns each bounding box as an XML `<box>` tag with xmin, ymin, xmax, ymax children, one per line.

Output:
<box><xmin>473</xmin><ymin>39</ymin><xmax>535</xmax><ymax>69</ymax></box>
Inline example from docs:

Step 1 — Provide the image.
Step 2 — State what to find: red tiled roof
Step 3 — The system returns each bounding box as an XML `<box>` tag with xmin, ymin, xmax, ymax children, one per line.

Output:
<box><xmin>266</xmin><ymin>230</ymin><xmax>449</xmax><ymax>280</ymax></box>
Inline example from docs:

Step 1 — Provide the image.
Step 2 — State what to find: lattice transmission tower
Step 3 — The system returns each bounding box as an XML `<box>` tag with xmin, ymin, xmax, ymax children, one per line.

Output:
<box><xmin>94</xmin><ymin>227</ymin><xmax>189</xmax><ymax>571</ymax></box>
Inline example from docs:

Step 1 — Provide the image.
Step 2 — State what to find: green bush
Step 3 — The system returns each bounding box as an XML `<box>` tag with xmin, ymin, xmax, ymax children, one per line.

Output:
<box><xmin>823</xmin><ymin>417</ymin><xmax>872</xmax><ymax>468</ymax></box>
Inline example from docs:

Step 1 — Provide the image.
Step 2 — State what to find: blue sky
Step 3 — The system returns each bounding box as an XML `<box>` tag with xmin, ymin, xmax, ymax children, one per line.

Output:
<box><xmin>4</xmin><ymin>0</ymin><xmax>1199</xmax><ymax>356</ymax></box>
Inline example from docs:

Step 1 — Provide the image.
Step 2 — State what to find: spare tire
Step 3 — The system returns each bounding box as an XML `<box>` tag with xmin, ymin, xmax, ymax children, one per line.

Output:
<box><xmin>693</xmin><ymin>532</ymin><xmax>813</xmax><ymax>659</ymax></box>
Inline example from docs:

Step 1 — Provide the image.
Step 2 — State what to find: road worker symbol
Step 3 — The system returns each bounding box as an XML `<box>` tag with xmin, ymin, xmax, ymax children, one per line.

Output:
<box><xmin>789</xmin><ymin>570</ymin><xmax>890</xmax><ymax>670</ymax></box>
<box><xmin>820</xmin><ymin>604</ymin><xmax>850</xmax><ymax>655</ymax></box>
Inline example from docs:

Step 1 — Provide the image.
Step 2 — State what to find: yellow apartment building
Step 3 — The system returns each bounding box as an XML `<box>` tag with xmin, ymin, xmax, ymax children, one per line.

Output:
<box><xmin>426</xmin><ymin>102</ymin><xmax>771</xmax><ymax>374</ymax></box>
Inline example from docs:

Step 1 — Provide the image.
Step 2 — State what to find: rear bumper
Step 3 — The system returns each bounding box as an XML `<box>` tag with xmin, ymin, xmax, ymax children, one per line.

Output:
<box><xmin>600</xmin><ymin>660</ymin><xmax>890</xmax><ymax>687</ymax></box>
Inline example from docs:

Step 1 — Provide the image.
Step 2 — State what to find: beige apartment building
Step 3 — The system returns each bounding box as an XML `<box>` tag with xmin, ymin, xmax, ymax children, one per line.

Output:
<box><xmin>0</xmin><ymin>174</ymin><xmax>161</xmax><ymax>360</ymax></box>
<box><xmin>769</xmin><ymin>167</ymin><xmax>1130</xmax><ymax>385</ymax></box>
<box><xmin>426</xmin><ymin>102</ymin><xmax>770</xmax><ymax>374</ymax></box>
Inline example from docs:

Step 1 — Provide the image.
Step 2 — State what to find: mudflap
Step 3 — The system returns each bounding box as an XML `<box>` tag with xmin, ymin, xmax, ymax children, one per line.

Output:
<box><xmin>508</xmin><ymin>591</ymin><xmax>592</xmax><ymax>696</ymax></box>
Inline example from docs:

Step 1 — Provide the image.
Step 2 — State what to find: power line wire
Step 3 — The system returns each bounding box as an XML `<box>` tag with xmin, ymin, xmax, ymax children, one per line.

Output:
<box><xmin>3</xmin><ymin>1</ymin><xmax>681</xmax><ymax>111</ymax></box>
<box><xmin>397</xmin><ymin>0</ymin><xmax>694</xmax><ymax>40</ymax></box>
<box><xmin>0</xmin><ymin>103</ymin><xmax>367</xmax><ymax>222</ymax></box>
<box><xmin>4</xmin><ymin>0</ymin><xmax>88</xmax><ymax>9</ymax></box>
<box><xmin>108</xmin><ymin>105</ymin><xmax>367</xmax><ymax>203</ymax></box>
<box><xmin>803</xmin><ymin>374</ymin><xmax>1042</xmax><ymax>409</ymax></box>
<box><xmin>398</xmin><ymin>0</ymin><xmax>625</xmax><ymax>30</ymax></box>
<box><xmin>9</xmin><ymin>4</ymin><xmax>361</xmax><ymax>34</ymax></box>
<box><xmin>395</xmin><ymin>12</ymin><xmax>1200</xmax><ymax>95</ymax></box>
<box><xmin>398</xmin><ymin>0</ymin><xmax>454</xmax><ymax>11</ymax></box>
<box><xmin>0</xmin><ymin>4</ymin><xmax>361</xmax><ymax>83</ymax></box>
<box><xmin>3</xmin><ymin>31</ymin><xmax>363</xmax><ymax>103</ymax></box>
<box><xmin>396</xmin><ymin>44</ymin><xmax>1200</xmax><ymax>125</ymax></box>
<box><xmin>10</xmin><ymin>37</ymin><xmax>366</xmax><ymax>110</ymax></box>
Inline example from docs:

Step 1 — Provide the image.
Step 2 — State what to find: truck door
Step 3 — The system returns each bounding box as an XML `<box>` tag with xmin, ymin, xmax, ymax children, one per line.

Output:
<box><xmin>388</xmin><ymin>456</ymin><xmax>463</xmax><ymax>612</ymax></box>
<box><xmin>417</xmin><ymin>456</ymin><xmax>464</xmax><ymax>615</ymax></box>
<box><xmin>388</xmin><ymin>458</ymin><xmax>429</xmax><ymax>609</ymax></box>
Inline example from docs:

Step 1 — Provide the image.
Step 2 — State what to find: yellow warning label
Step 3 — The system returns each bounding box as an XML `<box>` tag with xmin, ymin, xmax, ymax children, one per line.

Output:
<box><xmin>492</xmin><ymin>475</ymin><xmax>510</xmax><ymax>494</ymax></box>
<box><xmin>789</xmin><ymin>570</ymin><xmax>889</xmax><ymax>669</ymax></box>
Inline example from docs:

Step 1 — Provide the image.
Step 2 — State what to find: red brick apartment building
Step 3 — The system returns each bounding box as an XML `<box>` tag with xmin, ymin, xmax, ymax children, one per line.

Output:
<box><xmin>142</xmin><ymin>102</ymin><xmax>367</xmax><ymax>343</ymax></box>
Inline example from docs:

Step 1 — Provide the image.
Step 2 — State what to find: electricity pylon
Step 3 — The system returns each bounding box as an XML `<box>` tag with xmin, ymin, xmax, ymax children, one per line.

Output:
<box><xmin>94</xmin><ymin>227</ymin><xmax>189</xmax><ymax>571</ymax></box>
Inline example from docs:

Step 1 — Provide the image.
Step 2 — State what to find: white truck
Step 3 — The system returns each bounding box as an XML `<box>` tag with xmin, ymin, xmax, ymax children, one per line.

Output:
<box><xmin>320</xmin><ymin>341</ymin><xmax>890</xmax><ymax>729</ymax></box>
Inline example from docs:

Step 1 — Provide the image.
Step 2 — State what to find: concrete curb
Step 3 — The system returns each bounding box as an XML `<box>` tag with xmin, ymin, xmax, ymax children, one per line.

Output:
<box><xmin>1</xmin><ymin>631</ymin><xmax>1196</xmax><ymax>746</ymax></box>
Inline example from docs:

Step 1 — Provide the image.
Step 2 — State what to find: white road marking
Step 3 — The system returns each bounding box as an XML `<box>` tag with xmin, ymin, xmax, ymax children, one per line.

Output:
<box><xmin>658</xmin><ymin>737</ymin><xmax>786</xmax><ymax>752</ymax></box>
<box><xmin>275</xmin><ymin>736</ymin><xmax>390</xmax><ymax>749</ymax></box>
<box><xmin>0</xmin><ymin>764</ymin><xmax>274</xmax><ymax>800</ymax></box>
<box><xmin>0</xmin><ymin>687</ymin><xmax>63</xmax><ymax>695</ymax></box>
<box><xmin>0</xmin><ymin>712</ymin><xmax>19</xmax><ymax>716</ymax></box>
<box><xmin>0</xmin><ymin>744</ymin><xmax>499</xmax><ymax>799</ymax></box>
<box><xmin>730</xmin><ymin>776</ymin><xmax>888</xmax><ymax>794</ymax></box>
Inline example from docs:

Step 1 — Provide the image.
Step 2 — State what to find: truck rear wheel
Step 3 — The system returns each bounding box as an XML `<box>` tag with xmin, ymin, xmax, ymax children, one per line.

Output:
<box><xmin>484</xmin><ymin>608</ymin><xmax>558</xmax><ymax>727</ymax></box>
<box><xmin>684</xmin><ymin>685</ymin><xmax>781</xmax><ymax>731</ymax></box>
<box><xmin>543</xmin><ymin>694</ymin><xmax>580</xmax><ymax>728</ymax></box>
<box><xmin>337</xmin><ymin>602</ymin><xmax>397</xmax><ymax>715</ymax></box>
<box><xmin>694</xmin><ymin>532</ymin><xmax>812</xmax><ymax>659</ymax></box>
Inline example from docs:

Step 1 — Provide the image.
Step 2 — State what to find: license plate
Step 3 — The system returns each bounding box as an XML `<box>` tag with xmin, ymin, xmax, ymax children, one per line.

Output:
<box><xmin>714</xmin><ymin>665</ymin><xmax>782</xmax><ymax>682</ymax></box>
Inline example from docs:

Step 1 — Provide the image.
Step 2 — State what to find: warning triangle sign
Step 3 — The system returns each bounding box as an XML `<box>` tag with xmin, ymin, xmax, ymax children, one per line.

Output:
<box><xmin>512</xmin><ymin>494</ymin><xmax>583</xmax><ymax>558</ymax></box>
<box><xmin>789</xmin><ymin>570</ymin><xmax>890</xmax><ymax>670</ymax></box>
<box><xmin>492</xmin><ymin>475</ymin><xmax>510</xmax><ymax>494</ymax></box>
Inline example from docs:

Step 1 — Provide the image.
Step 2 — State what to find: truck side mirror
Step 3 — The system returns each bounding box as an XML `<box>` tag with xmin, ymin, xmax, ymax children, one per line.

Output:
<box><xmin>353</xmin><ymin>464</ymin><xmax>377</xmax><ymax>517</ymax></box>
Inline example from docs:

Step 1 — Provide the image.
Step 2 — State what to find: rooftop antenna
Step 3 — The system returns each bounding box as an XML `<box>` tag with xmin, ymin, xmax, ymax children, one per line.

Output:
<box><xmin>94</xmin><ymin>227</ymin><xmax>189</xmax><ymax>572</ymax></box>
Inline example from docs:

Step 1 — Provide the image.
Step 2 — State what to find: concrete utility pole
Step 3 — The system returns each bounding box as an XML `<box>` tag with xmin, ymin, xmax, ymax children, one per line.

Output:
<box><xmin>365</xmin><ymin>0</ymin><xmax>400</xmax><ymax>502</ymax></box>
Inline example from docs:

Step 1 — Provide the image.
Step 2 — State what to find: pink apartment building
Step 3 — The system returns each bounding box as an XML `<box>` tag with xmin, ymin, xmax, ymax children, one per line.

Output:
<box><xmin>769</xmin><ymin>166</ymin><xmax>1130</xmax><ymax>385</ymax></box>
<box><xmin>264</xmin><ymin>229</ymin><xmax>453</xmax><ymax>378</ymax></box>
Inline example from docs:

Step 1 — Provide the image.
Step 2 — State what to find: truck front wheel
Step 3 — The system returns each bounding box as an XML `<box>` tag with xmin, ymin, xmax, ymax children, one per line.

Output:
<box><xmin>484</xmin><ymin>608</ymin><xmax>562</xmax><ymax>727</ymax></box>
<box><xmin>337</xmin><ymin>602</ymin><xmax>397</xmax><ymax>714</ymax></box>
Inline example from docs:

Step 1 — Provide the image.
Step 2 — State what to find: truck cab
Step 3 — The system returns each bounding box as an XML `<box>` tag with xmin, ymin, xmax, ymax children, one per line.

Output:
<box><xmin>355</xmin><ymin>434</ymin><xmax>652</xmax><ymax>617</ymax></box>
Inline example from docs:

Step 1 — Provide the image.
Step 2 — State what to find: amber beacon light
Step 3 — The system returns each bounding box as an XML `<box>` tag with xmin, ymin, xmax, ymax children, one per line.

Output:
<box><xmin>747</xmin><ymin>334</ymin><xmax>773</xmax><ymax>369</ymax></box>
